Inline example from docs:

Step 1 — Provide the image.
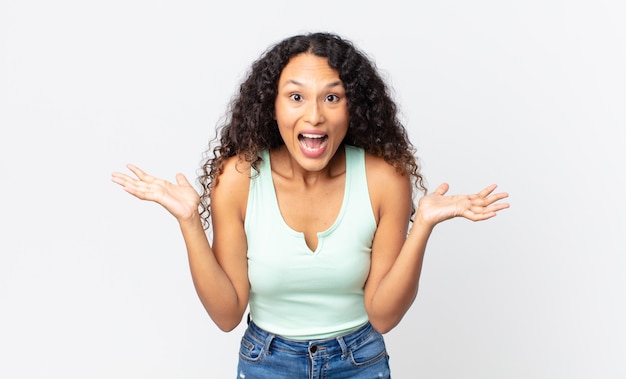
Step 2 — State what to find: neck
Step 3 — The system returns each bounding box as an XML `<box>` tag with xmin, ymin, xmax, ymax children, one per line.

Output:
<box><xmin>273</xmin><ymin>145</ymin><xmax>346</xmax><ymax>187</ymax></box>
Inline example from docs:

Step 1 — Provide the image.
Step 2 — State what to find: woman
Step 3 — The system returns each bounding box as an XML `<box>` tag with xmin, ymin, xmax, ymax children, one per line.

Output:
<box><xmin>111</xmin><ymin>32</ymin><xmax>509</xmax><ymax>378</ymax></box>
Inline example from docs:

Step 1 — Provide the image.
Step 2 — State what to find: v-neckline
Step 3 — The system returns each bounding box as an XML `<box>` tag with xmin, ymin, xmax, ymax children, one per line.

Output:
<box><xmin>264</xmin><ymin>148</ymin><xmax>351</xmax><ymax>254</ymax></box>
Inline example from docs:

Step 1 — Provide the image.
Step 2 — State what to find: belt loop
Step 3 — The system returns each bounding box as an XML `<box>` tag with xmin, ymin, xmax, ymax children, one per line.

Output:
<box><xmin>336</xmin><ymin>335</ymin><xmax>349</xmax><ymax>360</ymax></box>
<box><xmin>263</xmin><ymin>330</ymin><xmax>276</xmax><ymax>356</ymax></box>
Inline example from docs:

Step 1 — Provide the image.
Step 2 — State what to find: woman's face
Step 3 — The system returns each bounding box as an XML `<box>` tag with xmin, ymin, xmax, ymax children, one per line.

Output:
<box><xmin>274</xmin><ymin>53</ymin><xmax>349</xmax><ymax>173</ymax></box>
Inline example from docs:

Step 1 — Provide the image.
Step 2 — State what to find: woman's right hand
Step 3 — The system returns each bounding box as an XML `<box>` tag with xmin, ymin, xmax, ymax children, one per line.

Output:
<box><xmin>111</xmin><ymin>164</ymin><xmax>201</xmax><ymax>222</ymax></box>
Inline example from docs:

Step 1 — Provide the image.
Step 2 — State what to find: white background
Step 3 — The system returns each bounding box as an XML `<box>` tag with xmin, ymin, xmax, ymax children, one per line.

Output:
<box><xmin>1</xmin><ymin>0</ymin><xmax>625</xmax><ymax>378</ymax></box>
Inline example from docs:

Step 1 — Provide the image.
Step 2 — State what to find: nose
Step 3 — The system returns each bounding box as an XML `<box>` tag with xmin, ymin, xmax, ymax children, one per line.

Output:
<box><xmin>304</xmin><ymin>100</ymin><xmax>325</xmax><ymax>125</ymax></box>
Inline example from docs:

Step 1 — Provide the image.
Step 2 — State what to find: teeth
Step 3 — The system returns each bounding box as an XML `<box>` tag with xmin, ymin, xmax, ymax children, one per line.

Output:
<box><xmin>300</xmin><ymin>133</ymin><xmax>325</xmax><ymax>139</ymax></box>
<box><xmin>298</xmin><ymin>133</ymin><xmax>327</xmax><ymax>151</ymax></box>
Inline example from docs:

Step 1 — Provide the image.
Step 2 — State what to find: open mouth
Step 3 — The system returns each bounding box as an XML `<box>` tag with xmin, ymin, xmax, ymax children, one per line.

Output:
<box><xmin>298</xmin><ymin>133</ymin><xmax>328</xmax><ymax>152</ymax></box>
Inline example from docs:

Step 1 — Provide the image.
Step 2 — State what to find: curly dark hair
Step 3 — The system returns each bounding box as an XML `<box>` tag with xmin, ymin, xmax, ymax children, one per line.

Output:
<box><xmin>198</xmin><ymin>32</ymin><xmax>426</xmax><ymax>229</ymax></box>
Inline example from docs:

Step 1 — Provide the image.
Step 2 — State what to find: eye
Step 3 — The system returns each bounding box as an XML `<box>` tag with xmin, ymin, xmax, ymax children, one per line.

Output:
<box><xmin>289</xmin><ymin>93</ymin><xmax>303</xmax><ymax>102</ymax></box>
<box><xmin>325</xmin><ymin>94</ymin><xmax>340</xmax><ymax>103</ymax></box>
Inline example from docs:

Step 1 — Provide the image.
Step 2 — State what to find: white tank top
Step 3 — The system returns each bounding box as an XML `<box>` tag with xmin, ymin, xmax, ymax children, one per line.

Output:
<box><xmin>244</xmin><ymin>145</ymin><xmax>377</xmax><ymax>340</ymax></box>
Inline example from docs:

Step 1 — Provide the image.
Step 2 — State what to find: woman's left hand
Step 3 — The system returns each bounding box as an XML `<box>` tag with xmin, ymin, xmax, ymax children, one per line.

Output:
<box><xmin>415</xmin><ymin>183</ymin><xmax>509</xmax><ymax>228</ymax></box>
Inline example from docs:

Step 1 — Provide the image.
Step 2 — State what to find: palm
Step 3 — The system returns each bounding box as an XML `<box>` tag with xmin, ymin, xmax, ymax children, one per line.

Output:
<box><xmin>111</xmin><ymin>164</ymin><xmax>200</xmax><ymax>221</ymax></box>
<box><xmin>417</xmin><ymin>183</ymin><xmax>509</xmax><ymax>227</ymax></box>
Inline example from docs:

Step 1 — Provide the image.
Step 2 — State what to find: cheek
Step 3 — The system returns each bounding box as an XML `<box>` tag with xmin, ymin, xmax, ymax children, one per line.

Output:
<box><xmin>334</xmin><ymin>112</ymin><xmax>350</xmax><ymax>134</ymax></box>
<box><xmin>274</xmin><ymin>95</ymin><xmax>294</xmax><ymax>114</ymax></box>
<box><xmin>276</xmin><ymin>122</ymin><xmax>296</xmax><ymax>143</ymax></box>
<box><xmin>274</xmin><ymin>103</ymin><xmax>296</xmax><ymax>125</ymax></box>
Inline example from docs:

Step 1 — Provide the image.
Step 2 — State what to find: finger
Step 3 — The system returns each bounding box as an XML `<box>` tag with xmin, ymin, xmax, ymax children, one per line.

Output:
<box><xmin>126</xmin><ymin>164</ymin><xmax>153</xmax><ymax>181</ymax></box>
<box><xmin>487</xmin><ymin>202</ymin><xmax>510</xmax><ymax>212</ymax></box>
<box><xmin>111</xmin><ymin>176</ymin><xmax>147</xmax><ymax>199</ymax></box>
<box><xmin>464</xmin><ymin>209</ymin><xmax>498</xmax><ymax>222</ymax></box>
<box><xmin>484</xmin><ymin>191</ymin><xmax>510</xmax><ymax>206</ymax></box>
<box><xmin>111</xmin><ymin>171</ymin><xmax>127</xmax><ymax>181</ymax></box>
<box><xmin>111</xmin><ymin>172</ymin><xmax>135</xmax><ymax>186</ymax></box>
<box><xmin>433</xmin><ymin>183</ymin><xmax>449</xmax><ymax>196</ymax></box>
<box><xmin>477</xmin><ymin>184</ymin><xmax>498</xmax><ymax>198</ymax></box>
<box><xmin>175</xmin><ymin>173</ymin><xmax>192</xmax><ymax>187</ymax></box>
<box><xmin>467</xmin><ymin>201</ymin><xmax>509</xmax><ymax>219</ymax></box>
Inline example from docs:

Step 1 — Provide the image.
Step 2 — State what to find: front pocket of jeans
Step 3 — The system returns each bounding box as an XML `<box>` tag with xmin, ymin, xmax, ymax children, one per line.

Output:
<box><xmin>239</xmin><ymin>337</ymin><xmax>265</xmax><ymax>363</ymax></box>
<box><xmin>348</xmin><ymin>332</ymin><xmax>387</xmax><ymax>367</ymax></box>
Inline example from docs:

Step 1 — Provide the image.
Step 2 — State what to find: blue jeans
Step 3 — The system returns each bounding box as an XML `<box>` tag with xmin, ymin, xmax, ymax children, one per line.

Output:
<box><xmin>237</xmin><ymin>319</ymin><xmax>391</xmax><ymax>378</ymax></box>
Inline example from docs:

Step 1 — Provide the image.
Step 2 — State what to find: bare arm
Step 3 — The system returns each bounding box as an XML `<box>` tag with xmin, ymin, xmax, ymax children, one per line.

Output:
<box><xmin>363</xmin><ymin>157</ymin><xmax>510</xmax><ymax>333</ymax></box>
<box><xmin>111</xmin><ymin>160</ymin><xmax>250</xmax><ymax>331</ymax></box>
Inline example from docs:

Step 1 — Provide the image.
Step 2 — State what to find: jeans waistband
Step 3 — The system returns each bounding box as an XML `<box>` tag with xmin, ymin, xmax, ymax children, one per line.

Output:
<box><xmin>245</xmin><ymin>318</ymin><xmax>375</xmax><ymax>357</ymax></box>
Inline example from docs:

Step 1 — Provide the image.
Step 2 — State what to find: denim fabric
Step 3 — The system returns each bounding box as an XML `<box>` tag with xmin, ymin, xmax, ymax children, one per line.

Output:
<box><xmin>237</xmin><ymin>320</ymin><xmax>391</xmax><ymax>378</ymax></box>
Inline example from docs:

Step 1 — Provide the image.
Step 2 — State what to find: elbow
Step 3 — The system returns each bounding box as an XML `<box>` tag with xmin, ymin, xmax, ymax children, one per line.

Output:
<box><xmin>216</xmin><ymin>322</ymin><xmax>239</xmax><ymax>333</ymax></box>
<box><xmin>214</xmin><ymin>319</ymin><xmax>242</xmax><ymax>333</ymax></box>
<box><xmin>369</xmin><ymin>317</ymin><xmax>401</xmax><ymax>335</ymax></box>
<box><xmin>367</xmin><ymin>292</ymin><xmax>418</xmax><ymax>334</ymax></box>
<box><xmin>210</xmin><ymin>313</ymin><xmax>246</xmax><ymax>333</ymax></box>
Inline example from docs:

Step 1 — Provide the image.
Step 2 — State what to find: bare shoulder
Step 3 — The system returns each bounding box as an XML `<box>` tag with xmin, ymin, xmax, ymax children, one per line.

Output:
<box><xmin>364</xmin><ymin>153</ymin><xmax>412</xmax><ymax>220</ymax></box>
<box><xmin>211</xmin><ymin>155</ymin><xmax>251</xmax><ymax>221</ymax></box>
<box><xmin>364</xmin><ymin>153</ymin><xmax>412</xmax><ymax>191</ymax></box>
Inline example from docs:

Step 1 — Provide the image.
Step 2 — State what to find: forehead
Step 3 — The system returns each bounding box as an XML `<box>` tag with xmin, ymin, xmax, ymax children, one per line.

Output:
<box><xmin>279</xmin><ymin>53</ymin><xmax>340</xmax><ymax>83</ymax></box>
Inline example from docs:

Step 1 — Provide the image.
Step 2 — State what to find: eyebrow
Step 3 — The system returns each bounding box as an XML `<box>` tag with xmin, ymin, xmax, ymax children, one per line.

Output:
<box><xmin>281</xmin><ymin>79</ymin><xmax>344</xmax><ymax>89</ymax></box>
